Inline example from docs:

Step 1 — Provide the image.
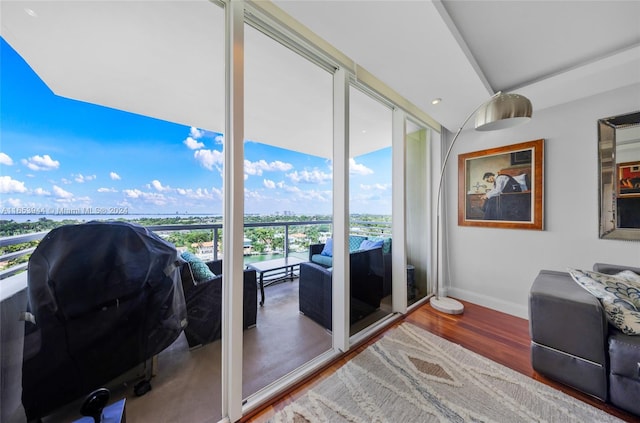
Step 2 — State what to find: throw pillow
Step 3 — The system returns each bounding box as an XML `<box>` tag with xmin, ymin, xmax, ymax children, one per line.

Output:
<box><xmin>568</xmin><ymin>268</ymin><xmax>640</xmax><ymax>335</ymax></box>
<box><xmin>370</xmin><ymin>237</ymin><xmax>392</xmax><ymax>254</ymax></box>
<box><xmin>321</xmin><ymin>238</ymin><xmax>333</xmax><ymax>257</ymax></box>
<box><xmin>181</xmin><ymin>251</ymin><xmax>216</xmax><ymax>283</ymax></box>
<box><xmin>359</xmin><ymin>239</ymin><xmax>384</xmax><ymax>251</ymax></box>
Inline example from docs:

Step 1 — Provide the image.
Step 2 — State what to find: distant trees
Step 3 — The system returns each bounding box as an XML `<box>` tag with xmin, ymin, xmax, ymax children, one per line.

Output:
<box><xmin>1</xmin><ymin>214</ymin><xmax>390</xmax><ymax>270</ymax></box>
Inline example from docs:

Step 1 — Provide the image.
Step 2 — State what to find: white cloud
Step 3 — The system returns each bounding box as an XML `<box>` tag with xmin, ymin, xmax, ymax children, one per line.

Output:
<box><xmin>360</xmin><ymin>183</ymin><xmax>390</xmax><ymax>191</ymax></box>
<box><xmin>194</xmin><ymin>149</ymin><xmax>224</xmax><ymax>170</ymax></box>
<box><xmin>297</xmin><ymin>188</ymin><xmax>331</xmax><ymax>203</ymax></box>
<box><xmin>33</xmin><ymin>187</ymin><xmax>51</xmax><ymax>196</ymax></box>
<box><xmin>263</xmin><ymin>179</ymin><xmax>276</xmax><ymax>189</ymax></box>
<box><xmin>0</xmin><ymin>153</ymin><xmax>13</xmax><ymax>165</ymax></box>
<box><xmin>245</xmin><ymin>189</ymin><xmax>268</xmax><ymax>201</ymax></box>
<box><xmin>0</xmin><ymin>176</ymin><xmax>27</xmax><ymax>193</ymax></box>
<box><xmin>149</xmin><ymin>180</ymin><xmax>170</xmax><ymax>192</ymax></box>
<box><xmin>245</xmin><ymin>159</ymin><xmax>293</xmax><ymax>177</ymax></box>
<box><xmin>349</xmin><ymin>158</ymin><xmax>374</xmax><ymax>176</ymax></box>
<box><xmin>214</xmin><ymin>134</ymin><xmax>224</xmax><ymax>144</ymax></box>
<box><xmin>97</xmin><ymin>187</ymin><xmax>117</xmax><ymax>193</ymax></box>
<box><xmin>52</xmin><ymin>185</ymin><xmax>73</xmax><ymax>199</ymax></box>
<box><xmin>110</xmin><ymin>172</ymin><xmax>121</xmax><ymax>180</ymax></box>
<box><xmin>183</xmin><ymin>136</ymin><xmax>204</xmax><ymax>150</ymax></box>
<box><xmin>190</xmin><ymin>127</ymin><xmax>204</xmax><ymax>139</ymax></box>
<box><xmin>5</xmin><ymin>198</ymin><xmax>21</xmax><ymax>207</ymax></box>
<box><xmin>22</xmin><ymin>154</ymin><xmax>60</xmax><ymax>171</ymax></box>
<box><xmin>123</xmin><ymin>189</ymin><xmax>168</xmax><ymax>206</ymax></box>
<box><xmin>74</xmin><ymin>173</ymin><xmax>96</xmax><ymax>183</ymax></box>
<box><xmin>286</xmin><ymin>169</ymin><xmax>332</xmax><ymax>184</ymax></box>
<box><xmin>176</xmin><ymin>187</ymin><xmax>223</xmax><ymax>201</ymax></box>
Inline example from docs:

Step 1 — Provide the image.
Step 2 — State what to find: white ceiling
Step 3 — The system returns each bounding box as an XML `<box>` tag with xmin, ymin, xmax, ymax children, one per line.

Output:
<box><xmin>1</xmin><ymin>0</ymin><xmax>639</xmax><ymax>158</ymax></box>
<box><xmin>274</xmin><ymin>0</ymin><xmax>640</xmax><ymax>131</ymax></box>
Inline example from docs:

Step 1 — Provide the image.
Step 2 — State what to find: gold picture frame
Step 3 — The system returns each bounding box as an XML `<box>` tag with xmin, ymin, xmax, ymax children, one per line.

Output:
<box><xmin>458</xmin><ymin>139</ymin><xmax>544</xmax><ymax>230</ymax></box>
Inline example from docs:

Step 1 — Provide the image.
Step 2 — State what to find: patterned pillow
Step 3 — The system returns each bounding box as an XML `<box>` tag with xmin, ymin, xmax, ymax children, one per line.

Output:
<box><xmin>568</xmin><ymin>268</ymin><xmax>640</xmax><ymax>335</ymax></box>
<box><xmin>181</xmin><ymin>251</ymin><xmax>216</xmax><ymax>283</ymax></box>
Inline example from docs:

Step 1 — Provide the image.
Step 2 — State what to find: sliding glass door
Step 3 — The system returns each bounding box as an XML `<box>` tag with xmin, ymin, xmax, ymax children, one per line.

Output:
<box><xmin>243</xmin><ymin>21</ymin><xmax>334</xmax><ymax>400</ymax></box>
<box><xmin>348</xmin><ymin>86</ymin><xmax>393</xmax><ymax>336</ymax></box>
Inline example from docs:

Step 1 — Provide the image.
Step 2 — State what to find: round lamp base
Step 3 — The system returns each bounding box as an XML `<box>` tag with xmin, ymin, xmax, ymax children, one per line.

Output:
<box><xmin>430</xmin><ymin>296</ymin><xmax>464</xmax><ymax>315</ymax></box>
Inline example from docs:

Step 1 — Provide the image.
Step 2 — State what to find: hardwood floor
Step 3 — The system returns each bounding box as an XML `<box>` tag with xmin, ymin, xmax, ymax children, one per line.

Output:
<box><xmin>243</xmin><ymin>298</ymin><xmax>640</xmax><ymax>423</ymax></box>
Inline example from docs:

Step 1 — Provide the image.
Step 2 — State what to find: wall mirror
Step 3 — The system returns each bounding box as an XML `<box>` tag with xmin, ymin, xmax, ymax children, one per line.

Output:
<box><xmin>598</xmin><ymin>111</ymin><xmax>640</xmax><ymax>240</ymax></box>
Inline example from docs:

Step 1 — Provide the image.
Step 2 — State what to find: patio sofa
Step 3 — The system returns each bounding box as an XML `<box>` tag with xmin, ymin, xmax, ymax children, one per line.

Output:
<box><xmin>180</xmin><ymin>256</ymin><xmax>257</xmax><ymax>348</ymax></box>
<box><xmin>309</xmin><ymin>235</ymin><xmax>392</xmax><ymax>296</ymax></box>
<box><xmin>299</xmin><ymin>246</ymin><xmax>384</xmax><ymax>330</ymax></box>
<box><xmin>529</xmin><ymin>263</ymin><xmax>640</xmax><ymax>416</ymax></box>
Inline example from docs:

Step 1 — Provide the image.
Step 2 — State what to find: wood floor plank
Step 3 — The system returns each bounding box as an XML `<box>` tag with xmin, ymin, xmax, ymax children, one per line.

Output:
<box><xmin>244</xmin><ymin>298</ymin><xmax>640</xmax><ymax>423</ymax></box>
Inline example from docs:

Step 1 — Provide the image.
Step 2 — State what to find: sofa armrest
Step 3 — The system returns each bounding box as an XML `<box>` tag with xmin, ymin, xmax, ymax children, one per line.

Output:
<box><xmin>242</xmin><ymin>269</ymin><xmax>258</xmax><ymax>328</ymax></box>
<box><xmin>299</xmin><ymin>262</ymin><xmax>332</xmax><ymax>329</ymax></box>
<box><xmin>309</xmin><ymin>243</ymin><xmax>325</xmax><ymax>261</ymax></box>
<box><xmin>529</xmin><ymin>270</ymin><xmax>608</xmax><ymax>364</ymax></box>
<box><xmin>529</xmin><ymin>269</ymin><xmax>609</xmax><ymax>400</ymax></box>
<box><xmin>350</xmin><ymin>247</ymin><xmax>384</xmax><ymax>309</ymax></box>
<box><xmin>593</xmin><ymin>262</ymin><xmax>640</xmax><ymax>275</ymax></box>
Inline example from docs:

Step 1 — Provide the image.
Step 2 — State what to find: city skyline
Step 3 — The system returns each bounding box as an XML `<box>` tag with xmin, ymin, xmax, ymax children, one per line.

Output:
<box><xmin>0</xmin><ymin>37</ymin><xmax>393</xmax><ymax>219</ymax></box>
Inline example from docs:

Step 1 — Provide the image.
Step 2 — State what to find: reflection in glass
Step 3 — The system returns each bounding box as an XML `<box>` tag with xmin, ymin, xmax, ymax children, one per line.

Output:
<box><xmin>348</xmin><ymin>86</ymin><xmax>393</xmax><ymax>335</ymax></box>
<box><xmin>598</xmin><ymin>111</ymin><xmax>640</xmax><ymax>240</ymax></box>
<box><xmin>406</xmin><ymin>120</ymin><xmax>431</xmax><ymax>304</ymax></box>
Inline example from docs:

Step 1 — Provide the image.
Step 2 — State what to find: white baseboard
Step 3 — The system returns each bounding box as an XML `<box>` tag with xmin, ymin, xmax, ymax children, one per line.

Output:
<box><xmin>446</xmin><ymin>287</ymin><xmax>529</xmax><ymax>320</ymax></box>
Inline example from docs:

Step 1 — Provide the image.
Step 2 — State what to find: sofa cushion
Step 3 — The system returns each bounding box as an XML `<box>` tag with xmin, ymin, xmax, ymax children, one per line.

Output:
<box><xmin>311</xmin><ymin>254</ymin><xmax>334</xmax><ymax>268</ymax></box>
<box><xmin>349</xmin><ymin>235</ymin><xmax>368</xmax><ymax>252</ymax></box>
<box><xmin>181</xmin><ymin>251</ymin><xmax>216</xmax><ymax>283</ymax></box>
<box><xmin>320</xmin><ymin>238</ymin><xmax>333</xmax><ymax>257</ymax></box>
<box><xmin>569</xmin><ymin>268</ymin><xmax>640</xmax><ymax>335</ymax></box>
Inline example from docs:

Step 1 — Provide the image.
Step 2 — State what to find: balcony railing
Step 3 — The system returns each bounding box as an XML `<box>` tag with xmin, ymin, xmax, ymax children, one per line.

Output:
<box><xmin>0</xmin><ymin>218</ymin><xmax>391</xmax><ymax>284</ymax></box>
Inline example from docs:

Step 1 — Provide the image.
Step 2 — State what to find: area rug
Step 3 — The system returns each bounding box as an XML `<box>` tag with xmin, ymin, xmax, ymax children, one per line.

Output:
<box><xmin>268</xmin><ymin>322</ymin><xmax>623</xmax><ymax>423</ymax></box>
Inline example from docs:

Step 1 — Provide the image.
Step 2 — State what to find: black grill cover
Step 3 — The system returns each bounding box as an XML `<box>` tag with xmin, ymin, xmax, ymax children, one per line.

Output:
<box><xmin>22</xmin><ymin>221</ymin><xmax>187</xmax><ymax>419</ymax></box>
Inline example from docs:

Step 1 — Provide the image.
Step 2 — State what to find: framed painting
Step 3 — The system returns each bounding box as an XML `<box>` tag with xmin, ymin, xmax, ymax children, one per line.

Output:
<box><xmin>458</xmin><ymin>139</ymin><xmax>544</xmax><ymax>230</ymax></box>
<box><xmin>618</xmin><ymin>161</ymin><xmax>640</xmax><ymax>197</ymax></box>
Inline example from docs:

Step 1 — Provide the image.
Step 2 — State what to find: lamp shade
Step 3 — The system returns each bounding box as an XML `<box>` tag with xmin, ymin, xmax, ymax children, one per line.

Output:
<box><xmin>474</xmin><ymin>93</ymin><xmax>532</xmax><ymax>131</ymax></box>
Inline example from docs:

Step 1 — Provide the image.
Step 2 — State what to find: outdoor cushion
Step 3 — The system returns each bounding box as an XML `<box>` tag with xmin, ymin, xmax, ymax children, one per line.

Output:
<box><xmin>348</xmin><ymin>235</ymin><xmax>368</xmax><ymax>252</ymax></box>
<box><xmin>181</xmin><ymin>251</ymin><xmax>216</xmax><ymax>283</ymax></box>
<box><xmin>311</xmin><ymin>254</ymin><xmax>333</xmax><ymax>268</ymax></box>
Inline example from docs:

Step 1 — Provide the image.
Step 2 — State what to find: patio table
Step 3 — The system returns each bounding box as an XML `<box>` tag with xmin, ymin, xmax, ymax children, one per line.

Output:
<box><xmin>246</xmin><ymin>257</ymin><xmax>306</xmax><ymax>306</ymax></box>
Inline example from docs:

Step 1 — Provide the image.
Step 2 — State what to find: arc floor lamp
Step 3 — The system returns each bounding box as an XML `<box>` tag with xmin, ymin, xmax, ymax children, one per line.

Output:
<box><xmin>430</xmin><ymin>91</ymin><xmax>533</xmax><ymax>315</ymax></box>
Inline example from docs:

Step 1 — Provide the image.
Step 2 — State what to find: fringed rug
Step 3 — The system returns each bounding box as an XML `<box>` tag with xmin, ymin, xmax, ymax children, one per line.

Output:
<box><xmin>268</xmin><ymin>322</ymin><xmax>623</xmax><ymax>422</ymax></box>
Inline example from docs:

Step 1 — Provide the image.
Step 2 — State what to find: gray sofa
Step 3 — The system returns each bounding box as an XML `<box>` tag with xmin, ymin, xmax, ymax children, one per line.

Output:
<box><xmin>529</xmin><ymin>263</ymin><xmax>640</xmax><ymax>416</ymax></box>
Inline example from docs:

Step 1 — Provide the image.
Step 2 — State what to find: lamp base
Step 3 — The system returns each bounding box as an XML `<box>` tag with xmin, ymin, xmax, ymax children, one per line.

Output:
<box><xmin>430</xmin><ymin>296</ymin><xmax>464</xmax><ymax>315</ymax></box>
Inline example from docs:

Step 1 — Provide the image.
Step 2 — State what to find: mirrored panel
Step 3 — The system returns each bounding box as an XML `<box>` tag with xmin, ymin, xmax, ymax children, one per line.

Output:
<box><xmin>598</xmin><ymin>111</ymin><xmax>640</xmax><ymax>240</ymax></box>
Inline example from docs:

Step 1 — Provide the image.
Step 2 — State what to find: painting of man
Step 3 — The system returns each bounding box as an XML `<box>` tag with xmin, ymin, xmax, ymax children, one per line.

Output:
<box><xmin>458</xmin><ymin>139</ymin><xmax>543</xmax><ymax>230</ymax></box>
<box><xmin>480</xmin><ymin>172</ymin><xmax>524</xmax><ymax>220</ymax></box>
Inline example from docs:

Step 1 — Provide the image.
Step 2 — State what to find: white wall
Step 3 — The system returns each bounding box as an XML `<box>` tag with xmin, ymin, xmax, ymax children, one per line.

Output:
<box><xmin>442</xmin><ymin>84</ymin><xmax>640</xmax><ymax>319</ymax></box>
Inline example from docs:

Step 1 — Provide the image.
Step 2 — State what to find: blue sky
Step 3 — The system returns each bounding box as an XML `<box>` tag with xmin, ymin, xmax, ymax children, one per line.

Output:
<box><xmin>0</xmin><ymin>37</ymin><xmax>392</xmax><ymax>218</ymax></box>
